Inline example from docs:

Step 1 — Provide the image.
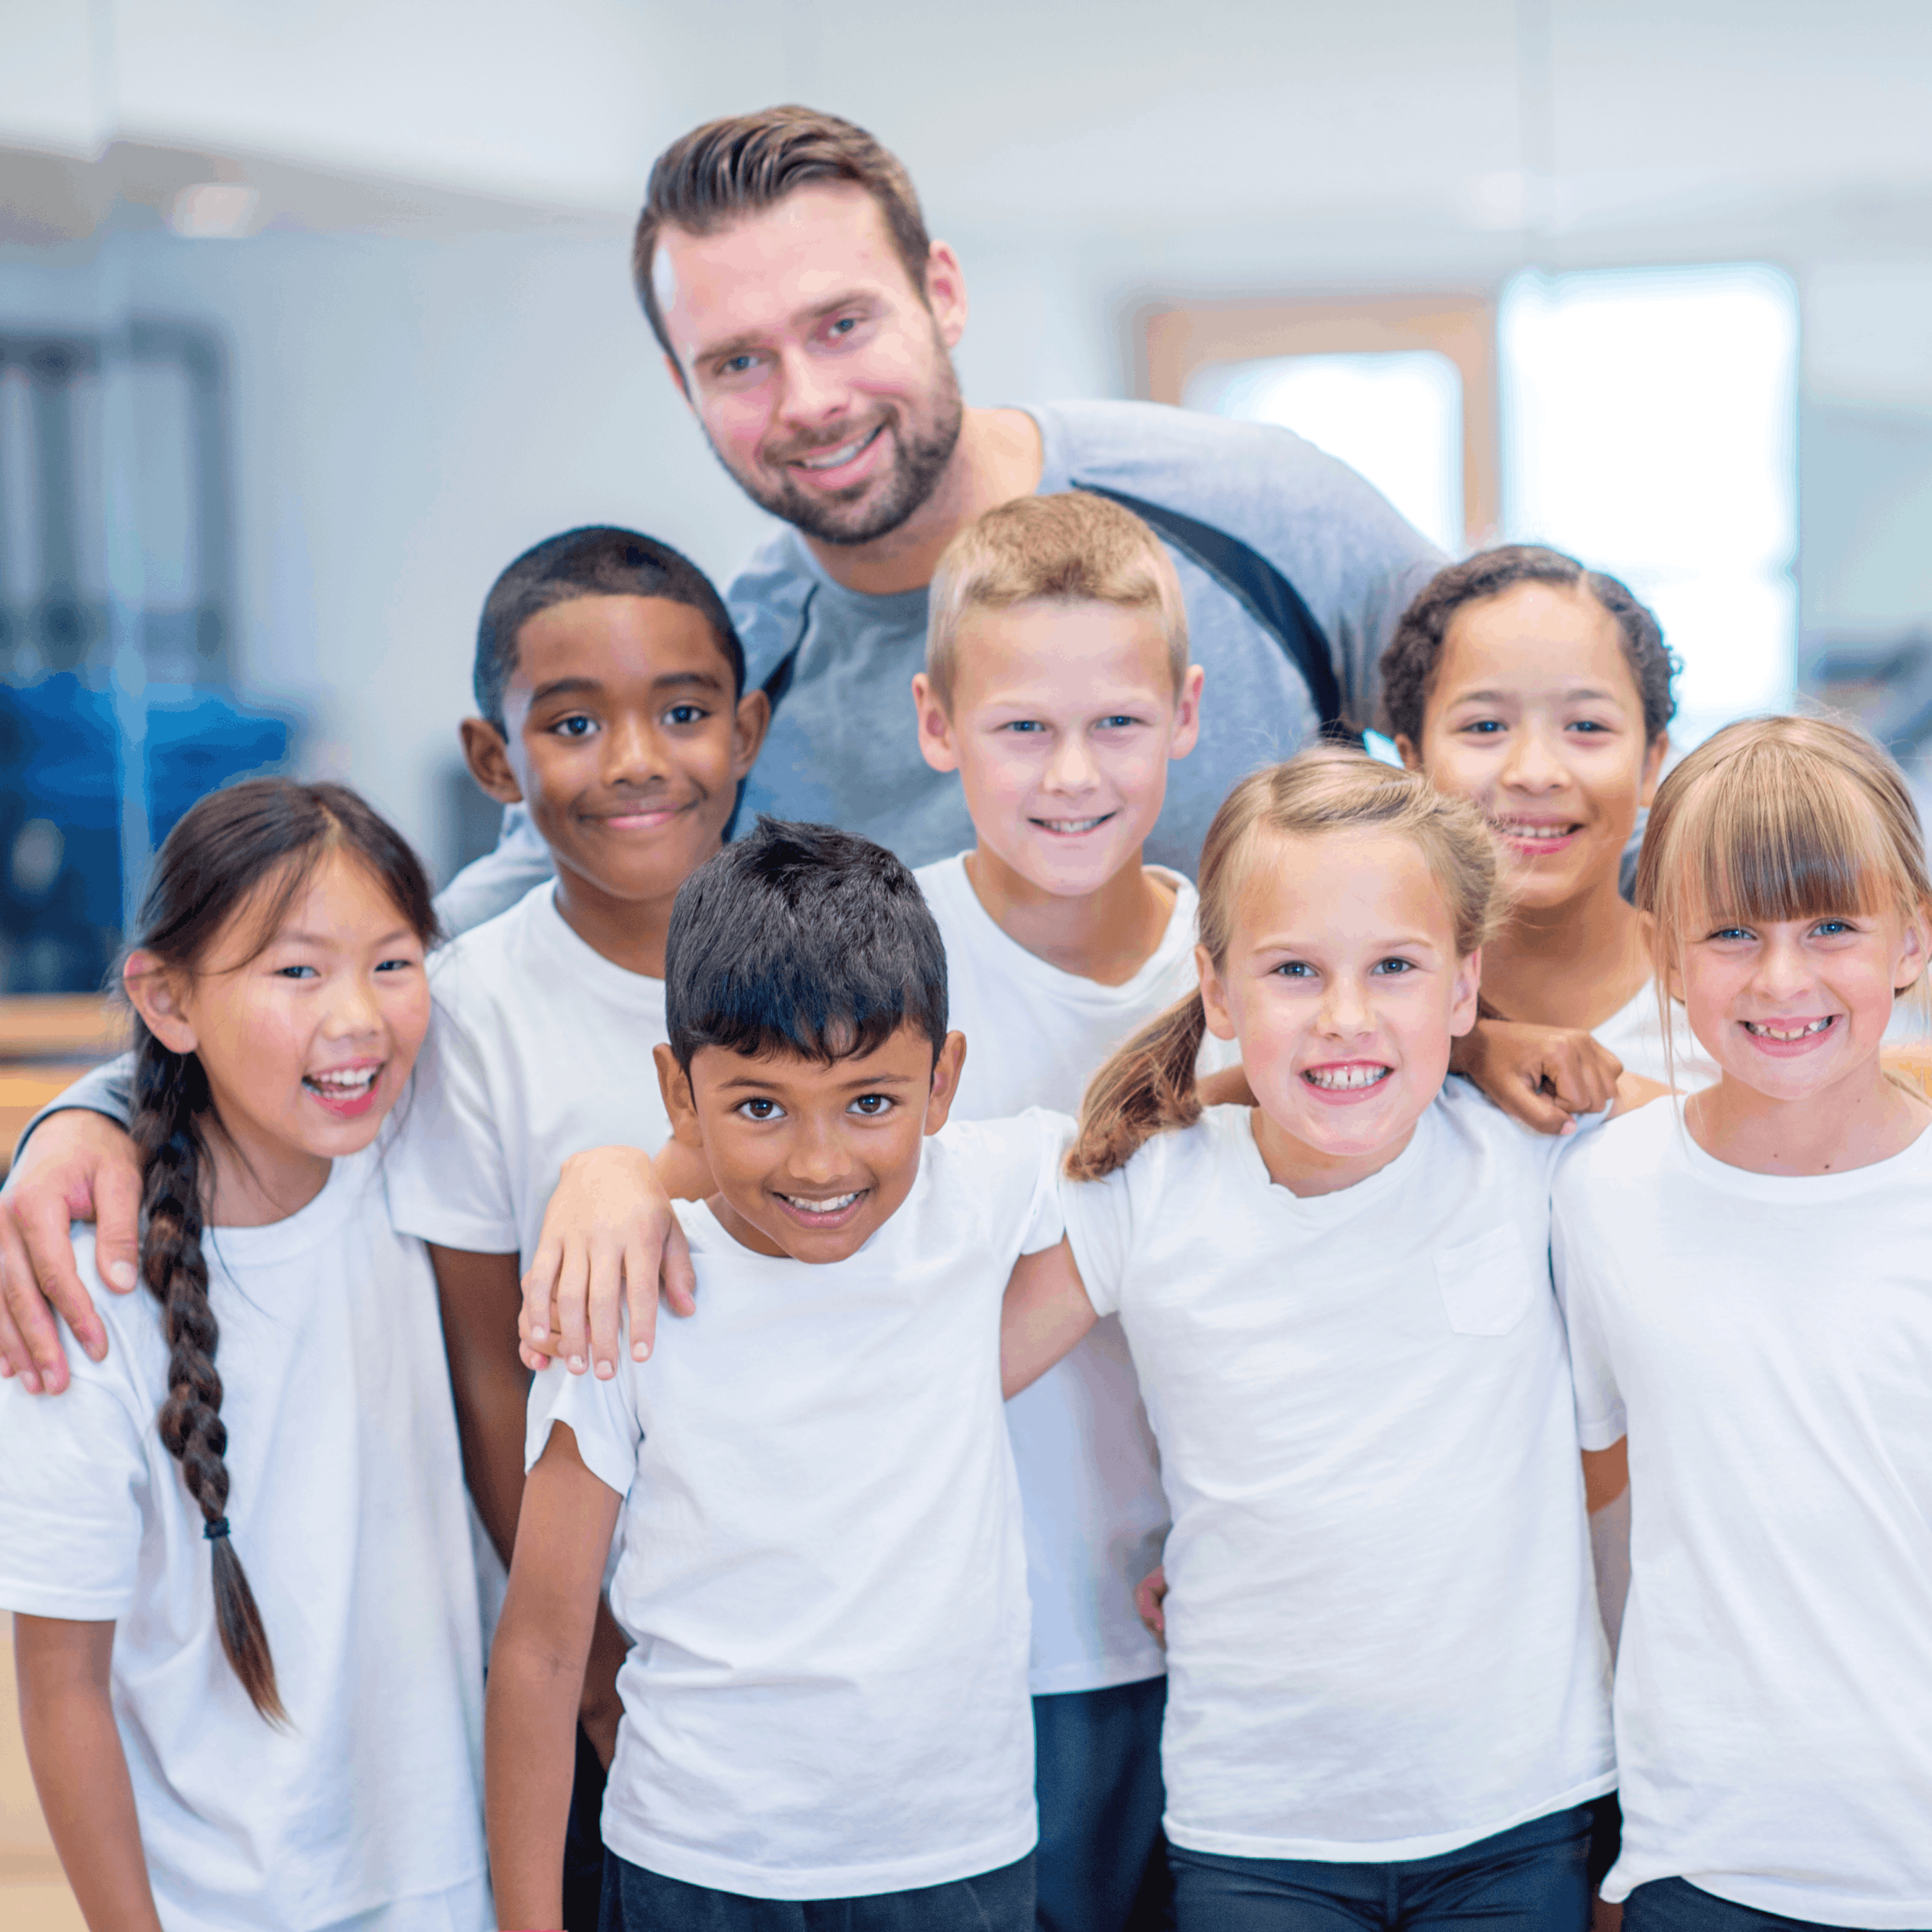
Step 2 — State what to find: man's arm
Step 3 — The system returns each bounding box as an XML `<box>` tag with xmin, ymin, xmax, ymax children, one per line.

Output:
<box><xmin>487</xmin><ymin>1422</ymin><xmax>621</xmax><ymax>1928</ymax></box>
<box><xmin>428</xmin><ymin>1244</ymin><xmax>628</xmax><ymax>1767</ymax></box>
<box><xmin>1</xmin><ymin>1062</ymin><xmax>144</xmax><ymax>1392</ymax></box>
<box><xmin>1001</xmin><ymin>1238</ymin><xmax>1098</xmax><ymax>1399</ymax></box>
<box><xmin>14</xmin><ymin>1614</ymin><xmax>166</xmax><ymax>1932</ymax></box>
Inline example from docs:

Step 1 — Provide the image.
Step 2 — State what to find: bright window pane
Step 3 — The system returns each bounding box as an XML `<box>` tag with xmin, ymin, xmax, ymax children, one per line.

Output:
<box><xmin>1186</xmin><ymin>350</ymin><xmax>1464</xmax><ymax>555</ymax></box>
<box><xmin>1500</xmin><ymin>264</ymin><xmax>1799</xmax><ymax>745</ymax></box>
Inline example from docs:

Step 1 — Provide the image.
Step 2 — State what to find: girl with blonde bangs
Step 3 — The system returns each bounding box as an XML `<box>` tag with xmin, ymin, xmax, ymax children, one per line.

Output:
<box><xmin>1552</xmin><ymin>714</ymin><xmax>1932</xmax><ymax>1930</ymax></box>
<box><xmin>1005</xmin><ymin>749</ymin><xmax>1650</xmax><ymax>1932</ymax></box>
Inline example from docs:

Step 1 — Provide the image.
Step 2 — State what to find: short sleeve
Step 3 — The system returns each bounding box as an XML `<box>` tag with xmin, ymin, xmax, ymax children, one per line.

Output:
<box><xmin>1550</xmin><ymin>1164</ymin><xmax>1628</xmax><ymax>1452</ymax></box>
<box><xmin>385</xmin><ymin>991</ymin><xmax>519</xmax><ymax>1254</ymax></box>
<box><xmin>951</xmin><ymin>1110</ymin><xmax>1073</xmax><ymax>1261</ymax></box>
<box><xmin>1060</xmin><ymin>1161</ymin><xmax>1138</xmax><ymax>1320</ymax></box>
<box><xmin>0</xmin><ymin>1334</ymin><xmax>150</xmax><ymax>1620</ymax></box>
<box><xmin>524</xmin><ymin>1338</ymin><xmax>645</xmax><ymax>1502</ymax></box>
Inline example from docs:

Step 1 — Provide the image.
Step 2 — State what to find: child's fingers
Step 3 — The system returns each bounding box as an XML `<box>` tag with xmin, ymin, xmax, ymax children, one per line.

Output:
<box><xmin>1493</xmin><ymin>1075</ymin><xmax>1580</xmax><ymax>1138</ymax></box>
<box><xmin>586</xmin><ymin>1233</ymin><xmax>625</xmax><ymax>1380</ymax></box>
<box><xmin>661</xmin><ymin>1219</ymin><xmax>697</xmax><ymax>1319</ymax></box>
<box><xmin>622</xmin><ymin>1236</ymin><xmax>658</xmax><ymax>1363</ymax></box>
<box><xmin>1134</xmin><ymin>1565</ymin><xmax>1168</xmax><ymax>1639</ymax></box>
<box><xmin>554</xmin><ymin>1237</ymin><xmax>593</xmax><ymax>1377</ymax></box>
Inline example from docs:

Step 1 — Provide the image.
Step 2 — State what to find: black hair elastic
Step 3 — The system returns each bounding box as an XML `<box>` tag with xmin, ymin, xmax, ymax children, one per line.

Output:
<box><xmin>204</xmin><ymin>1517</ymin><xmax>231</xmax><ymax>1541</ymax></box>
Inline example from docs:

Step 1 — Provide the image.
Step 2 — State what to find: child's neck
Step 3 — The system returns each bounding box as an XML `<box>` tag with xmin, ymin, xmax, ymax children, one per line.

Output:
<box><xmin>201</xmin><ymin>1115</ymin><xmax>332</xmax><ymax>1229</ymax></box>
<box><xmin>553</xmin><ymin>862</ymin><xmax>692</xmax><ymax>978</ymax></box>
<box><xmin>1688</xmin><ymin>1061</ymin><xmax>1931</xmax><ymax>1177</ymax></box>
<box><xmin>1250</xmin><ymin>1106</ymin><xmax>1416</xmax><ymax>1198</ymax></box>
<box><xmin>1479</xmin><ymin>869</ymin><xmax>1649</xmax><ymax>1031</ymax></box>
<box><xmin>963</xmin><ymin>845</ymin><xmax>1174</xmax><ymax>987</ymax></box>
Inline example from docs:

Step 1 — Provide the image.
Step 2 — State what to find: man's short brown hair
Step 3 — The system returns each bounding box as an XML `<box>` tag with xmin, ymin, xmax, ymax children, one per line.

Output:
<box><xmin>633</xmin><ymin>107</ymin><xmax>933</xmax><ymax>370</ymax></box>
<box><xmin>925</xmin><ymin>493</ymin><xmax>1191</xmax><ymax>712</ymax></box>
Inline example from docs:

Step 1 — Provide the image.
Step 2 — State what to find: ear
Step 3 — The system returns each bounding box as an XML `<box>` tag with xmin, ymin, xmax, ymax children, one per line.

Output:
<box><xmin>1639</xmin><ymin>733</ymin><xmax>1668</xmax><ymax>809</ymax></box>
<box><xmin>1448</xmin><ymin>947</ymin><xmax>1483</xmax><ymax>1039</ymax></box>
<box><xmin>912</xmin><ymin>673</ymin><xmax>961</xmax><ymax>774</ymax></box>
<box><xmin>1167</xmin><ymin>664</ymin><xmax>1206</xmax><ymax>762</ymax></box>
<box><xmin>1196</xmin><ymin>943</ymin><xmax>1238</xmax><ymax>1042</ymax></box>
<box><xmin>459</xmin><ymin>717</ymin><xmax>524</xmax><ymax>808</ymax></box>
<box><xmin>920</xmin><ymin>1030</ymin><xmax>969</xmax><ymax>1136</ymax></box>
<box><xmin>1894</xmin><ymin>902</ymin><xmax>1931</xmax><ymax>996</ymax></box>
<box><xmin>1395</xmin><ymin>733</ymin><xmax>1423</xmax><ymax>772</ymax></box>
<box><xmin>654</xmin><ymin>1043</ymin><xmax>705</xmax><ymax>1151</ymax></box>
<box><xmin>124</xmin><ymin>950</ymin><xmax>198</xmax><ymax>1055</ymax></box>
<box><xmin>923</xmin><ymin>239</ymin><xmax>969</xmax><ymax>349</ymax></box>
<box><xmin>732</xmin><ymin>687</ymin><xmax>771</xmax><ymax>779</ymax></box>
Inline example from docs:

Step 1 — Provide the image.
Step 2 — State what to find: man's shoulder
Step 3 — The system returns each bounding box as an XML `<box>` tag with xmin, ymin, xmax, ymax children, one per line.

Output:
<box><xmin>722</xmin><ymin>521</ymin><xmax>819</xmax><ymax>681</ymax></box>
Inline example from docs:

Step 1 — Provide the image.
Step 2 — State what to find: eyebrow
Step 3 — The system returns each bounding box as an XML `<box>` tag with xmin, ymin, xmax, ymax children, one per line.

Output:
<box><xmin>527</xmin><ymin>676</ymin><xmax>604</xmax><ymax>706</ymax></box>
<box><xmin>654</xmin><ymin>670</ymin><xmax>726</xmax><ymax>693</ymax></box>
<box><xmin>692</xmin><ymin>290</ymin><xmax>878</xmax><ymax>366</ymax></box>
<box><xmin>713</xmin><ymin>1068</ymin><xmax>920</xmax><ymax>1092</ymax></box>
<box><xmin>1443</xmin><ymin>685</ymin><xmax>1625</xmax><ymax>706</ymax></box>
<box><xmin>272</xmin><ymin>927</ymin><xmax>415</xmax><ymax>948</ymax></box>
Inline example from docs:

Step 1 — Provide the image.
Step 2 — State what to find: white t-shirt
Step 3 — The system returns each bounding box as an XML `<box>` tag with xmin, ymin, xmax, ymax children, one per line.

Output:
<box><xmin>1061</xmin><ymin>1079</ymin><xmax>1614</xmax><ymax>1862</ymax></box>
<box><xmin>919</xmin><ymin>852</ymin><xmax>1231</xmax><ymax>1696</ymax></box>
<box><xmin>0</xmin><ymin>1156</ymin><xmax>489</xmax><ymax>1932</ymax></box>
<box><xmin>526</xmin><ymin>1113</ymin><xmax>1067</xmax><ymax>1900</ymax></box>
<box><xmin>1592</xmin><ymin>979</ymin><xmax>1719</xmax><ymax>1092</ymax></box>
<box><xmin>387</xmin><ymin>878</ymin><xmax>672</xmax><ymax>1267</ymax></box>
<box><xmin>1553</xmin><ymin>1100</ymin><xmax>1932</xmax><ymax>1926</ymax></box>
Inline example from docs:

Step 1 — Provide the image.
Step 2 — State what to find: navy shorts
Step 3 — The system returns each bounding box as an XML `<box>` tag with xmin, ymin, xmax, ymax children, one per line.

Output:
<box><xmin>597</xmin><ymin>1850</ymin><xmax>1035</xmax><ymax>1930</ymax></box>
<box><xmin>1623</xmin><ymin>1877</ymin><xmax>1894</xmax><ymax>1932</ymax></box>
<box><xmin>1167</xmin><ymin>1802</ymin><xmax>1594</xmax><ymax>1932</ymax></box>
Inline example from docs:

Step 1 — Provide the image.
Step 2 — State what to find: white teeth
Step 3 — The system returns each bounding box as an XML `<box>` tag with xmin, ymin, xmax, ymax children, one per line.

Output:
<box><xmin>1496</xmin><ymin>822</ymin><xmax>1574</xmax><ymax>843</ymax></box>
<box><xmin>796</xmin><ymin>430</ymin><xmax>875</xmax><ymax>471</ymax></box>
<box><xmin>1304</xmin><ymin>1065</ymin><xmax>1391</xmax><ymax>1091</ymax></box>
<box><xmin>1744</xmin><ymin>1018</ymin><xmax>1833</xmax><ymax>1041</ymax></box>
<box><xmin>782</xmin><ymin>1191</ymin><xmax>860</xmax><ymax>1213</ymax></box>
<box><xmin>1037</xmin><ymin>816</ymin><xmax>1108</xmax><ymax>834</ymax></box>
<box><xmin>306</xmin><ymin>1068</ymin><xmax>377</xmax><ymax>1094</ymax></box>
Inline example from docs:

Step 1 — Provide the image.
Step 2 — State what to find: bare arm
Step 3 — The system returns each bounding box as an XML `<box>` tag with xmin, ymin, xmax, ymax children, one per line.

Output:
<box><xmin>1001</xmin><ymin>1239</ymin><xmax>1099</xmax><ymax>1399</ymax></box>
<box><xmin>1582</xmin><ymin>1437</ymin><xmax>1630</xmax><ymax>1515</ymax></box>
<box><xmin>487</xmin><ymin>1422</ymin><xmax>621</xmax><ymax>1928</ymax></box>
<box><xmin>14</xmin><ymin>1615</ymin><xmax>165</xmax><ymax>1932</ymax></box>
<box><xmin>0</xmin><ymin>1110</ymin><xmax>145</xmax><ymax>1394</ymax></box>
<box><xmin>519</xmin><ymin>1147</ymin><xmax>697</xmax><ymax>1378</ymax></box>
<box><xmin>427</xmin><ymin>1244</ymin><xmax>628</xmax><ymax>1766</ymax></box>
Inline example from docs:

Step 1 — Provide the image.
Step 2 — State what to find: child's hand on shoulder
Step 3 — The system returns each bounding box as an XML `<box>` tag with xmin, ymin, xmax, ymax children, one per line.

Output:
<box><xmin>521</xmin><ymin>1144</ymin><xmax>697</xmax><ymax>1378</ymax></box>
<box><xmin>1452</xmin><ymin>1019</ymin><xmax>1624</xmax><ymax>1137</ymax></box>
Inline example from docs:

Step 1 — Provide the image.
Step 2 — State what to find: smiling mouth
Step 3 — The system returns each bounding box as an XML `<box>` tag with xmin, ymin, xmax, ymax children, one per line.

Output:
<box><xmin>774</xmin><ymin>1189</ymin><xmax>867</xmax><ymax>1222</ymax></box>
<box><xmin>790</xmin><ymin>425</ymin><xmax>883</xmax><ymax>474</ymax></box>
<box><xmin>1743</xmin><ymin>1017</ymin><xmax>1835</xmax><ymax>1041</ymax></box>
<box><xmin>304</xmin><ymin>1065</ymin><xmax>382</xmax><ymax>1114</ymax></box>
<box><xmin>1031</xmin><ymin>813</ymin><xmax>1114</xmax><ymax>836</ymax></box>
<box><xmin>1491</xmin><ymin>819</ymin><xmax>1580</xmax><ymax>847</ymax></box>
<box><xmin>1302</xmin><ymin>1064</ymin><xmax>1392</xmax><ymax>1091</ymax></box>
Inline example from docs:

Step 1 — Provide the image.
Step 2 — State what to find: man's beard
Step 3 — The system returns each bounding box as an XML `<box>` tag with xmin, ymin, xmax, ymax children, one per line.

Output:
<box><xmin>719</xmin><ymin>353</ymin><xmax>965</xmax><ymax>548</ymax></box>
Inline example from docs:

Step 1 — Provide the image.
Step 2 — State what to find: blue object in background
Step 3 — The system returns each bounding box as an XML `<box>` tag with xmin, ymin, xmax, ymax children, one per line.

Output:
<box><xmin>0</xmin><ymin>676</ymin><xmax>292</xmax><ymax>993</ymax></box>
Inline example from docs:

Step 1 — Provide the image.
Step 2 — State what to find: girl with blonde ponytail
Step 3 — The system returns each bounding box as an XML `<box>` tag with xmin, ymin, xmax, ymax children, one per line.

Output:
<box><xmin>1007</xmin><ymin>748</ymin><xmax>1651</xmax><ymax>1931</ymax></box>
<box><xmin>0</xmin><ymin>779</ymin><xmax>492</xmax><ymax>1932</ymax></box>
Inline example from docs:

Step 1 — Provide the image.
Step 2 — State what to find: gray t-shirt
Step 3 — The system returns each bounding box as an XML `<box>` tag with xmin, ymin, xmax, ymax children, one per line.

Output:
<box><xmin>28</xmin><ymin>400</ymin><xmax>1440</xmax><ymax>1141</ymax></box>
<box><xmin>437</xmin><ymin>397</ymin><xmax>1441</xmax><ymax>932</ymax></box>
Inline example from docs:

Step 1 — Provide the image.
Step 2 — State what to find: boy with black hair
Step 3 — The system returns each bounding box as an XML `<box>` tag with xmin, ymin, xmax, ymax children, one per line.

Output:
<box><xmin>381</xmin><ymin>524</ymin><xmax>767</xmax><ymax>1927</ymax></box>
<box><xmin>488</xmin><ymin>818</ymin><xmax>1064</xmax><ymax>1930</ymax></box>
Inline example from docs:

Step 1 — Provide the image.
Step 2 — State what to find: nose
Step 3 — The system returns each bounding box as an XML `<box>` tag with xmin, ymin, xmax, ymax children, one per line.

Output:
<box><xmin>601</xmin><ymin>711</ymin><xmax>668</xmax><ymax>788</ymax></box>
<box><xmin>1750</xmin><ymin>930</ymin><xmax>1814</xmax><ymax>1004</ymax></box>
<box><xmin>773</xmin><ymin>342</ymin><xmax>851</xmax><ymax>433</ymax></box>
<box><xmin>784</xmin><ymin>1110</ymin><xmax>852</xmax><ymax>1187</ymax></box>
<box><xmin>1317</xmin><ymin>971</ymin><xmax>1372</xmax><ymax>1039</ymax></box>
<box><xmin>1042</xmin><ymin>730</ymin><xmax>1099</xmax><ymax>797</ymax></box>
<box><xmin>1499</xmin><ymin>720</ymin><xmax>1567</xmax><ymax>794</ymax></box>
<box><xmin>321</xmin><ymin>970</ymin><xmax>383</xmax><ymax>1041</ymax></box>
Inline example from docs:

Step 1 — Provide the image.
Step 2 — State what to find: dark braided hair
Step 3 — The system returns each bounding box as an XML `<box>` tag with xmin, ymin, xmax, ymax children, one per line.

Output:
<box><xmin>125</xmin><ymin>778</ymin><xmax>437</xmax><ymax>1724</ymax></box>
<box><xmin>1379</xmin><ymin>544</ymin><xmax>1679</xmax><ymax>750</ymax></box>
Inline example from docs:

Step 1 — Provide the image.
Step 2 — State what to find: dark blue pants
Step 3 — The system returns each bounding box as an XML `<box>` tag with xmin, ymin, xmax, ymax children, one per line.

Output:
<box><xmin>1623</xmin><ymin>1878</ymin><xmax>1879</xmax><ymax>1932</ymax></box>
<box><xmin>1167</xmin><ymin>1803</ymin><xmax>1594</xmax><ymax>1932</ymax></box>
<box><xmin>597</xmin><ymin>1850</ymin><xmax>1035</xmax><ymax>1930</ymax></box>
<box><xmin>1033</xmin><ymin>1675</ymin><xmax>1171</xmax><ymax>1932</ymax></box>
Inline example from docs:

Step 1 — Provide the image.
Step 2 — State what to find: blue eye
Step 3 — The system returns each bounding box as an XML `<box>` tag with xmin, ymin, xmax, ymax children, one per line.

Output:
<box><xmin>721</xmin><ymin>354</ymin><xmax>758</xmax><ymax>375</ymax></box>
<box><xmin>1570</xmin><ymin>720</ymin><xmax>1609</xmax><ymax>734</ymax></box>
<box><xmin>1372</xmin><ymin>957</ymin><xmax>1414</xmax><ymax>976</ymax></box>
<box><xmin>276</xmin><ymin>964</ymin><xmax>318</xmax><ymax>980</ymax></box>
<box><xmin>1004</xmin><ymin>720</ymin><xmax>1046</xmax><ymax>734</ymax></box>
<box><xmin>1812</xmin><ymin>918</ymin><xmax>1854</xmax><ymax>937</ymax></box>
<box><xmin>1463</xmin><ymin>719</ymin><xmax>1504</xmax><ymax>735</ymax></box>
<box><xmin>1096</xmin><ymin>715</ymin><xmax>1136</xmax><ymax>730</ymax></box>
<box><xmin>1273</xmin><ymin>960</ymin><xmax>1315</xmax><ymax>978</ymax></box>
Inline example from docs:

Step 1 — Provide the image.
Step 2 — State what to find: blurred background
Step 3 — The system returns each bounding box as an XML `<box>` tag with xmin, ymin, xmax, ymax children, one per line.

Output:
<box><xmin>2</xmin><ymin>0</ymin><xmax>1930</xmax><ymax>987</ymax></box>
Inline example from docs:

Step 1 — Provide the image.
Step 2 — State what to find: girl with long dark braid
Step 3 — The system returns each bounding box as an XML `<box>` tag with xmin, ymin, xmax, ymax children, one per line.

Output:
<box><xmin>0</xmin><ymin>779</ymin><xmax>493</xmax><ymax>1932</ymax></box>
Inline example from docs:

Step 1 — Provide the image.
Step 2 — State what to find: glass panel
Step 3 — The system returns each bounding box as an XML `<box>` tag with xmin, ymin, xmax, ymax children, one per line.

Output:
<box><xmin>1185</xmin><ymin>349</ymin><xmax>1465</xmax><ymax>556</ymax></box>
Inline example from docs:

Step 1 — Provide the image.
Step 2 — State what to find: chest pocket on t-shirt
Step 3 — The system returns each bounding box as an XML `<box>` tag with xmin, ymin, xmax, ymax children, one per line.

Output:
<box><xmin>1433</xmin><ymin>1225</ymin><xmax>1543</xmax><ymax>1336</ymax></box>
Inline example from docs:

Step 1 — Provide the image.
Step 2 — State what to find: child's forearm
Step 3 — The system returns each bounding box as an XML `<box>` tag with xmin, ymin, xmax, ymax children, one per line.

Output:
<box><xmin>485</xmin><ymin>1628</ymin><xmax>588</xmax><ymax>1927</ymax></box>
<box><xmin>429</xmin><ymin>1245</ymin><xmax>533</xmax><ymax>1568</ymax></box>
<box><xmin>13</xmin><ymin>1616</ymin><xmax>166</xmax><ymax>1932</ymax></box>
